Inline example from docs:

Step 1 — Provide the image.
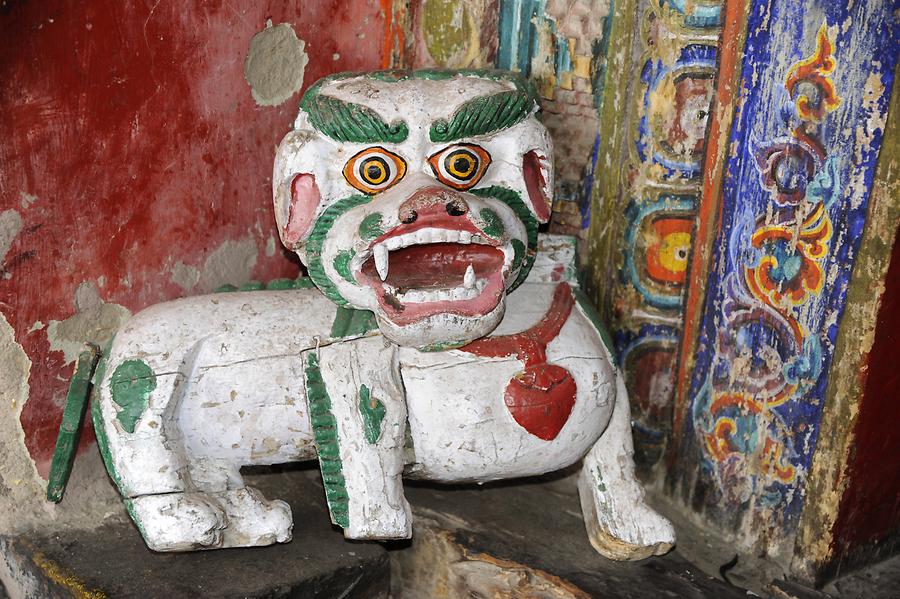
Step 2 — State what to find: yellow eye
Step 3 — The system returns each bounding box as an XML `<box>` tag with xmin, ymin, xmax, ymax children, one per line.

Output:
<box><xmin>428</xmin><ymin>144</ymin><xmax>491</xmax><ymax>190</ymax></box>
<box><xmin>343</xmin><ymin>147</ymin><xmax>407</xmax><ymax>194</ymax></box>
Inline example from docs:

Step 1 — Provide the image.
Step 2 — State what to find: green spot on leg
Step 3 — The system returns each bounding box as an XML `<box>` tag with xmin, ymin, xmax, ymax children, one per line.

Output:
<box><xmin>359</xmin><ymin>385</ymin><xmax>385</xmax><ymax>445</ymax></box>
<box><xmin>358</xmin><ymin>384</ymin><xmax>386</xmax><ymax>445</ymax></box>
<box><xmin>595</xmin><ymin>466</ymin><xmax>607</xmax><ymax>493</ymax></box>
<box><xmin>358</xmin><ymin>213</ymin><xmax>385</xmax><ymax>241</ymax></box>
<box><xmin>304</xmin><ymin>353</ymin><xmax>350</xmax><ymax>529</ymax></box>
<box><xmin>109</xmin><ymin>360</ymin><xmax>156</xmax><ymax>434</ymax></box>
<box><xmin>333</xmin><ymin>249</ymin><xmax>357</xmax><ymax>284</ymax></box>
<box><xmin>479</xmin><ymin>208</ymin><xmax>505</xmax><ymax>239</ymax></box>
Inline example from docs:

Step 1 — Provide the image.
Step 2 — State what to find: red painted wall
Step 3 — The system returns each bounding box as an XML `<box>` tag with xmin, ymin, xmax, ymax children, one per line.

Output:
<box><xmin>0</xmin><ymin>0</ymin><xmax>393</xmax><ymax>475</ymax></box>
<box><xmin>831</xmin><ymin>227</ymin><xmax>900</xmax><ymax>562</ymax></box>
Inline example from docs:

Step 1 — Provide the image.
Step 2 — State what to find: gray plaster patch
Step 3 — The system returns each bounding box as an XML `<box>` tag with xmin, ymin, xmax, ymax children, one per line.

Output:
<box><xmin>74</xmin><ymin>281</ymin><xmax>102</xmax><ymax>312</ymax></box>
<box><xmin>265</xmin><ymin>234</ymin><xmax>277</xmax><ymax>257</ymax></box>
<box><xmin>170</xmin><ymin>260</ymin><xmax>200</xmax><ymax>293</ymax></box>
<box><xmin>19</xmin><ymin>191</ymin><xmax>38</xmax><ymax>209</ymax></box>
<box><xmin>199</xmin><ymin>237</ymin><xmax>259</xmax><ymax>292</ymax></box>
<box><xmin>0</xmin><ymin>209</ymin><xmax>23</xmax><ymax>264</ymax></box>
<box><xmin>0</xmin><ymin>311</ymin><xmax>42</xmax><ymax>535</ymax></box>
<box><xmin>0</xmin><ymin>311</ymin><xmax>124</xmax><ymax>539</ymax></box>
<box><xmin>244</xmin><ymin>22</ymin><xmax>309</xmax><ymax>107</ymax></box>
<box><xmin>47</xmin><ymin>283</ymin><xmax>131</xmax><ymax>364</ymax></box>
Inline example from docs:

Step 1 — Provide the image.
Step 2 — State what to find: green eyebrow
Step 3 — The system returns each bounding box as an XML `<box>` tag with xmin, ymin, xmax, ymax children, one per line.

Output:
<box><xmin>429</xmin><ymin>88</ymin><xmax>537</xmax><ymax>143</ymax></box>
<box><xmin>298</xmin><ymin>69</ymin><xmax>539</xmax><ymax>145</ymax></box>
<box><xmin>300</xmin><ymin>93</ymin><xmax>409</xmax><ymax>144</ymax></box>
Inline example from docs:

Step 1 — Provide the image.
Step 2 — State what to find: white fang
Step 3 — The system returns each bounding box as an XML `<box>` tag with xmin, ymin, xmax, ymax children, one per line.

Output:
<box><xmin>464</xmin><ymin>264</ymin><xmax>475</xmax><ymax>289</ymax></box>
<box><xmin>375</xmin><ymin>244</ymin><xmax>389</xmax><ymax>281</ymax></box>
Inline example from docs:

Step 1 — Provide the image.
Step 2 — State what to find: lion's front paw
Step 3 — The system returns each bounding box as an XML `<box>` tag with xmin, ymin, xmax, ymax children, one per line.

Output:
<box><xmin>216</xmin><ymin>486</ymin><xmax>293</xmax><ymax>547</ymax></box>
<box><xmin>126</xmin><ymin>492</ymin><xmax>228</xmax><ymax>552</ymax></box>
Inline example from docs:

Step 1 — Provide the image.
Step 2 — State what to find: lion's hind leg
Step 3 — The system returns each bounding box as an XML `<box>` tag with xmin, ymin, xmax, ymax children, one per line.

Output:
<box><xmin>577</xmin><ymin>372</ymin><xmax>675</xmax><ymax>560</ymax></box>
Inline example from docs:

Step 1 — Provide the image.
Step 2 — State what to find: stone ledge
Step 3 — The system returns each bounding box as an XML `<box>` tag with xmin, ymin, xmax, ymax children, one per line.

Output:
<box><xmin>1</xmin><ymin>467</ymin><xmax>388</xmax><ymax>599</ymax></box>
<box><xmin>3</xmin><ymin>465</ymin><xmax>753</xmax><ymax>598</ymax></box>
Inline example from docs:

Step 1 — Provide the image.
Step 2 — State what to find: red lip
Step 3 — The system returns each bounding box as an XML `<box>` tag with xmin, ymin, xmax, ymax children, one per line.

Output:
<box><xmin>356</xmin><ymin>212</ymin><xmax>508</xmax><ymax>326</ymax></box>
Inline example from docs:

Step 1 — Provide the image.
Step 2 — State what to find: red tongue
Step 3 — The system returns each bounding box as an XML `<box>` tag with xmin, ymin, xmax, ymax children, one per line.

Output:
<box><xmin>361</xmin><ymin>243</ymin><xmax>504</xmax><ymax>290</ymax></box>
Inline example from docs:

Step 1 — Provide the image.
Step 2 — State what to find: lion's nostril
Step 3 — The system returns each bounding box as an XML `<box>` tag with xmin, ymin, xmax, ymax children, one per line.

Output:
<box><xmin>400</xmin><ymin>209</ymin><xmax>418</xmax><ymax>224</ymax></box>
<box><xmin>446</xmin><ymin>200</ymin><xmax>468</xmax><ymax>216</ymax></box>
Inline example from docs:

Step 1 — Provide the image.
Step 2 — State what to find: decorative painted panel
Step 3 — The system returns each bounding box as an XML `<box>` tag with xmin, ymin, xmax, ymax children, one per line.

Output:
<box><xmin>675</xmin><ymin>0</ymin><xmax>898</xmax><ymax>546</ymax></box>
<box><xmin>599</xmin><ymin>0</ymin><xmax>723</xmax><ymax>469</ymax></box>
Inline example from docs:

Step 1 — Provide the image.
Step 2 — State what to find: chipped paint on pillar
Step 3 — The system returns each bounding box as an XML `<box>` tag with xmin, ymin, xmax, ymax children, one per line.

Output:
<box><xmin>676</xmin><ymin>2</ymin><xmax>899</xmax><ymax>547</ymax></box>
<box><xmin>588</xmin><ymin>0</ymin><xmax>722</xmax><ymax>468</ymax></box>
<box><xmin>408</xmin><ymin>0</ymin><xmax>500</xmax><ymax>69</ymax></box>
<box><xmin>496</xmin><ymin>0</ymin><xmax>615</xmax><ymax>237</ymax></box>
<box><xmin>381</xmin><ymin>0</ymin><xmax>410</xmax><ymax>69</ymax></box>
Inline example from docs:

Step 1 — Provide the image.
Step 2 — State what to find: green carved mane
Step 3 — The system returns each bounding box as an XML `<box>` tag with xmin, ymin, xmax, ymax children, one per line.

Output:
<box><xmin>299</xmin><ymin>69</ymin><xmax>540</xmax><ymax>144</ymax></box>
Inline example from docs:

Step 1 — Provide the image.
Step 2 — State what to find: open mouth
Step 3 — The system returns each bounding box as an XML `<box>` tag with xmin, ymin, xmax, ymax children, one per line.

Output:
<box><xmin>355</xmin><ymin>225</ymin><xmax>511</xmax><ymax>326</ymax></box>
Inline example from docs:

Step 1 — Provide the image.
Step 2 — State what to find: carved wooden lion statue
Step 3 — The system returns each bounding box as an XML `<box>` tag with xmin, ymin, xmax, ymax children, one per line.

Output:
<box><xmin>91</xmin><ymin>69</ymin><xmax>675</xmax><ymax>560</ymax></box>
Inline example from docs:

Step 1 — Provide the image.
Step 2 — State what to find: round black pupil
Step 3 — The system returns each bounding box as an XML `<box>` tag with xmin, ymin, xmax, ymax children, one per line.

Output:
<box><xmin>366</xmin><ymin>165</ymin><xmax>382</xmax><ymax>179</ymax></box>
<box><xmin>453</xmin><ymin>157</ymin><xmax>470</xmax><ymax>172</ymax></box>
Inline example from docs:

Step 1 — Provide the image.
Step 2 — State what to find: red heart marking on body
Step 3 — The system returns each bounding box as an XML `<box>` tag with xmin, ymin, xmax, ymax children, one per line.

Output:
<box><xmin>503</xmin><ymin>363</ymin><xmax>577</xmax><ymax>441</ymax></box>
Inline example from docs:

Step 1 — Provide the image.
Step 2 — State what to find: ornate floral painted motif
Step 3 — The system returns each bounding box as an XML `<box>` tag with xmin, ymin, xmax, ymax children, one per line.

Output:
<box><xmin>673</xmin><ymin>1</ymin><xmax>900</xmax><ymax>539</ymax></box>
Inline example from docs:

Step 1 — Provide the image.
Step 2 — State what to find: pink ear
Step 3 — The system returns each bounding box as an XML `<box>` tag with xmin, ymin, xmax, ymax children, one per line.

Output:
<box><xmin>283</xmin><ymin>173</ymin><xmax>321</xmax><ymax>248</ymax></box>
<box><xmin>523</xmin><ymin>150</ymin><xmax>551</xmax><ymax>223</ymax></box>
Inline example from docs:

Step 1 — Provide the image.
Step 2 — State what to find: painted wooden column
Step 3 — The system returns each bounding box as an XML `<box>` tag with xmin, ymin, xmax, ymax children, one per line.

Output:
<box><xmin>584</xmin><ymin>0</ymin><xmax>724</xmax><ymax>471</ymax></box>
<box><xmin>669</xmin><ymin>0</ymin><xmax>899</xmax><ymax>570</ymax></box>
<box><xmin>790</xmin><ymin>64</ymin><xmax>900</xmax><ymax>585</ymax></box>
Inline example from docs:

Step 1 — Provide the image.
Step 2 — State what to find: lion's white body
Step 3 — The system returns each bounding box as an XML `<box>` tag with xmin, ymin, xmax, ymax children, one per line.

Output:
<box><xmin>93</xmin><ymin>70</ymin><xmax>675</xmax><ymax>559</ymax></box>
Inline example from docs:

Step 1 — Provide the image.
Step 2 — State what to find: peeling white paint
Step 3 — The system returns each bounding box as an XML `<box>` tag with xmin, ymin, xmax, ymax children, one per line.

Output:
<box><xmin>18</xmin><ymin>192</ymin><xmax>37</xmax><ymax>209</ymax></box>
<box><xmin>0</xmin><ymin>311</ymin><xmax>44</xmax><ymax>536</ymax></box>
<box><xmin>170</xmin><ymin>260</ymin><xmax>201</xmax><ymax>293</ymax></box>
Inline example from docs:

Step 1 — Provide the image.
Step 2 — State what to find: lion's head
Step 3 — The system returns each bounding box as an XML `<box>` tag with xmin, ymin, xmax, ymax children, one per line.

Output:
<box><xmin>273</xmin><ymin>70</ymin><xmax>553</xmax><ymax>349</ymax></box>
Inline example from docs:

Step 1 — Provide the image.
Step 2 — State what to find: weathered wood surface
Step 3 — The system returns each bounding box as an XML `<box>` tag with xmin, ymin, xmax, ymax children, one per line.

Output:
<box><xmin>583</xmin><ymin>0</ymin><xmax>725</xmax><ymax>471</ymax></box>
<box><xmin>670</xmin><ymin>0</ymin><xmax>899</xmax><ymax>565</ymax></box>
<box><xmin>394</xmin><ymin>472</ymin><xmax>746</xmax><ymax>598</ymax></box>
